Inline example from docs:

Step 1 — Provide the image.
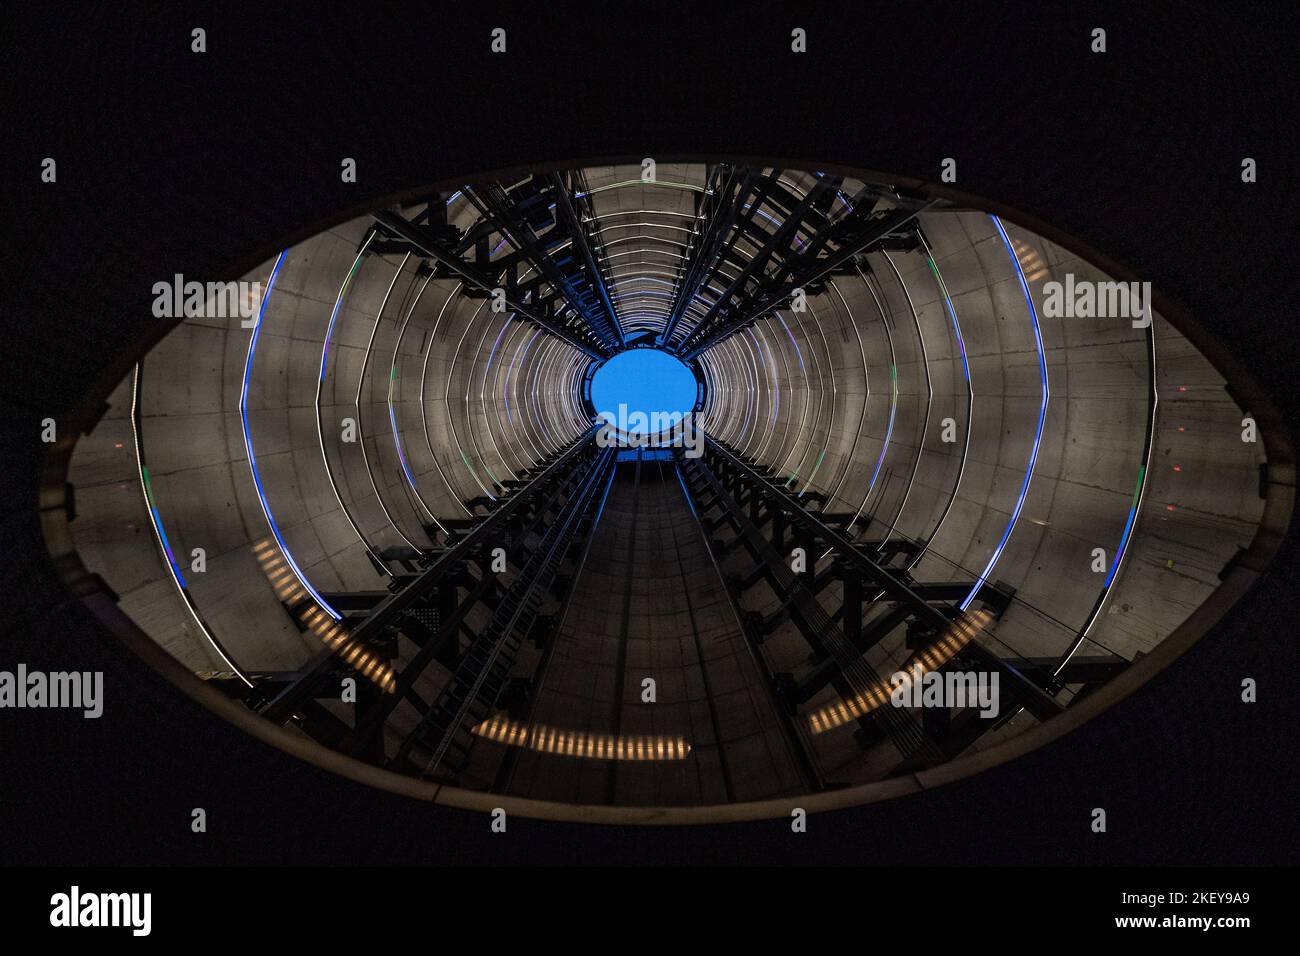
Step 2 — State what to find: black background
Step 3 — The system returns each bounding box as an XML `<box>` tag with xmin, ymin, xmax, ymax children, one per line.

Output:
<box><xmin>2</xmin><ymin>0</ymin><xmax>1297</xmax><ymax>890</ymax></box>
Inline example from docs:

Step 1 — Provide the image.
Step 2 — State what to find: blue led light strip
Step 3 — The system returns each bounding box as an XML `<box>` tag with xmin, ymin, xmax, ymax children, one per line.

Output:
<box><xmin>386</xmin><ymin>270</ymin><xmax>442</xmax><ymax>531</ymax></box>
<box><xmin>961</xmin><ymin>216</ymin><xmax>1050</xmax><ymax>611</ymax></box>
<box><xmin>1057</xmin><ymin>308</ymin><xmax>1159</xmax><ymax>670</ymax></box>
<box><xmin>241</xmin><ymin>251</ymin><xmax>343</xmax><ymax>620</ymax></box>
<box><xmin>854</xmin><ymin>267</ymin><xmax>897</xmax><ymax>516</ymax></box>
<box><xmin>133</xmin><ymin>363</ymin><xmax>253</xmax><ymax>685</ymax></box>
<box><xmin>314</xmin><ymin>236</ymin><xmax>389</xmax><ymax>573</ymax></box>
<box><xmin>1105</xmin><ymin>467</ymin><xmax>1145</xmax><ymax>589</ymax></box>
<box><xmin>912</xmin><ymin>235</ymin><xmax>973</xmax><ymax>562</ymax></box>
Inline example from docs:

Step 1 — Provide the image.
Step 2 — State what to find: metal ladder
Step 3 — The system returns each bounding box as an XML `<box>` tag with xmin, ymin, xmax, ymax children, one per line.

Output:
<box><xmin>392</xmin><ymin>446</ymin><xmax>614</xmax><ymax>779</ymax></box>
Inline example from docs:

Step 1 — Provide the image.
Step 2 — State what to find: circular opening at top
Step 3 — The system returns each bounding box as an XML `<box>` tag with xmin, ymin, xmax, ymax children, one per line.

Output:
<box><xmin>590</xmin><ymin>348</ymin><xmax>697</xmax><ymax>440</ymax></box>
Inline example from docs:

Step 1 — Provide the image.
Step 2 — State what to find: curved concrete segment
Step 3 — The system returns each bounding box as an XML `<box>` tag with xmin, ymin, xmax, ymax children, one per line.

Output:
<box><xmin>59</xmin><ymin>161</ymin><xmax>1284</xmax><ymax>821</ymax></box>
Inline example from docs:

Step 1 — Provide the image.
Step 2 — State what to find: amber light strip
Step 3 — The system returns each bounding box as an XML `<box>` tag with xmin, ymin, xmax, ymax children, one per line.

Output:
<box><xmin>253</xmin><ymin>538</ymin><xmax>396</xmax><ymax>693</ymax></box>
<box><xmin>472</xmin><ymin>714</ymin><xmax>692</xmax><ymax>761</ymax></box>
<box><xmin>807</xmin><ymin>609</ymin><xmax>994</xmax><ymax>735</ymax></box>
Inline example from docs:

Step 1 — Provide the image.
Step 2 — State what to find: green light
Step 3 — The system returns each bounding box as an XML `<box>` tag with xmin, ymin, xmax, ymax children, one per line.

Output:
<box><xmin>1132</xmin><ymin>464</ymin><xmax>1147</xmax><ymax>501</ymax></box>
<box><xmin>142</xmin><ymin>466</ymin><xmax>156</xmax><ymax>507</ymax></box>
<box><xmin>802</xmin><ymin>449</ymin><xmax>827</xmax><ymax>493</ymax></box>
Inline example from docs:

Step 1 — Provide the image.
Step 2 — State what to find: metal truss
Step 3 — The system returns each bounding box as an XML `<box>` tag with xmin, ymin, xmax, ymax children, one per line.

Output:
<box><xmin>247</xmin><ymin>430</ymin><xmax>614</xmax><ymax>780</ymax></box>
<box><xmin>370</xmin><ymin>208</ymin><xmax>608</xmax><ymax>358</ymax></box>
<box><xmin>463</xmin><ymin>174</ymin><xmax>625</xmax><ymax>352</ymax></box>
<box><xmin>389</xmin><ymin>440</ymin><xmax>615</xmax><ymax>778</ymax></box>
<box><xmin>677</xmin><ymin>435</ymin><xmax>1084</xmax><ymax>775</ymax></box>
<box><xmin>675</xmin><ymin>176</ymin><xmax>937</xmax><ymax>359</ymax></box>
<box><xmin>656</xmin><ymin>164</ymin><xmax>759</xmax><ymax>350</ymax></box>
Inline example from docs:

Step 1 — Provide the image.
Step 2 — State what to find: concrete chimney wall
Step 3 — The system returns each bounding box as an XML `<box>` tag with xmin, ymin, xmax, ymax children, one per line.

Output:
<box><xmin>65</xmin><ymin>164</ymin><xmax>1267</xmax><ymax>804</ymax></box>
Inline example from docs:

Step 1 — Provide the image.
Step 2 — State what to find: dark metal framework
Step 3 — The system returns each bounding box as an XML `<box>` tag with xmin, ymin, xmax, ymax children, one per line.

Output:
<box><xmin>676</xmin><ymin>436</ymin><xmax>1089</xmax><ymax>774</ymax></box>
<box><xmin>251</xmin><ymin>430</ymin><xmax>614</xmax><ymax>781</ymax></box>
<box><xmin>464</xmin><ymin>175</ymin><xmax>626</xmax><ymax>352</ymax></box>
<box><xmin>371</xmin><ymin>208</ymin><xmax>609</xmax><ymax>358</ymax></box>
<box><xmin>656</xmin><ymin>164</ymin><xmax>757</xmax><ymax>350</ymax></box>
<box><xmin>658</xmin><ymin>170</ymin><xmax>937</xmax><ymax>359</ymax></box>
<box><xmin>226</xmin><ymin>164</ymin><xmax>1135</xmax><ymax>796</ymax></box>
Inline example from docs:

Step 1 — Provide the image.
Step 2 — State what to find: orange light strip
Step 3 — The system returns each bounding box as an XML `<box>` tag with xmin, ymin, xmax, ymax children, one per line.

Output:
<box><xmin>807</xmin><ymin>609</ymin><xmax>993</xmax><ymax>735</ymax></box>
<box><xmin>471</xmin><ymin>715</ymin><xmax>692</xmax><ymax>761</ymax></box>
<box><xmin>254</xmin><ymin>538</ymin><xmax>395</xmax><ymax>693</ymax></box>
